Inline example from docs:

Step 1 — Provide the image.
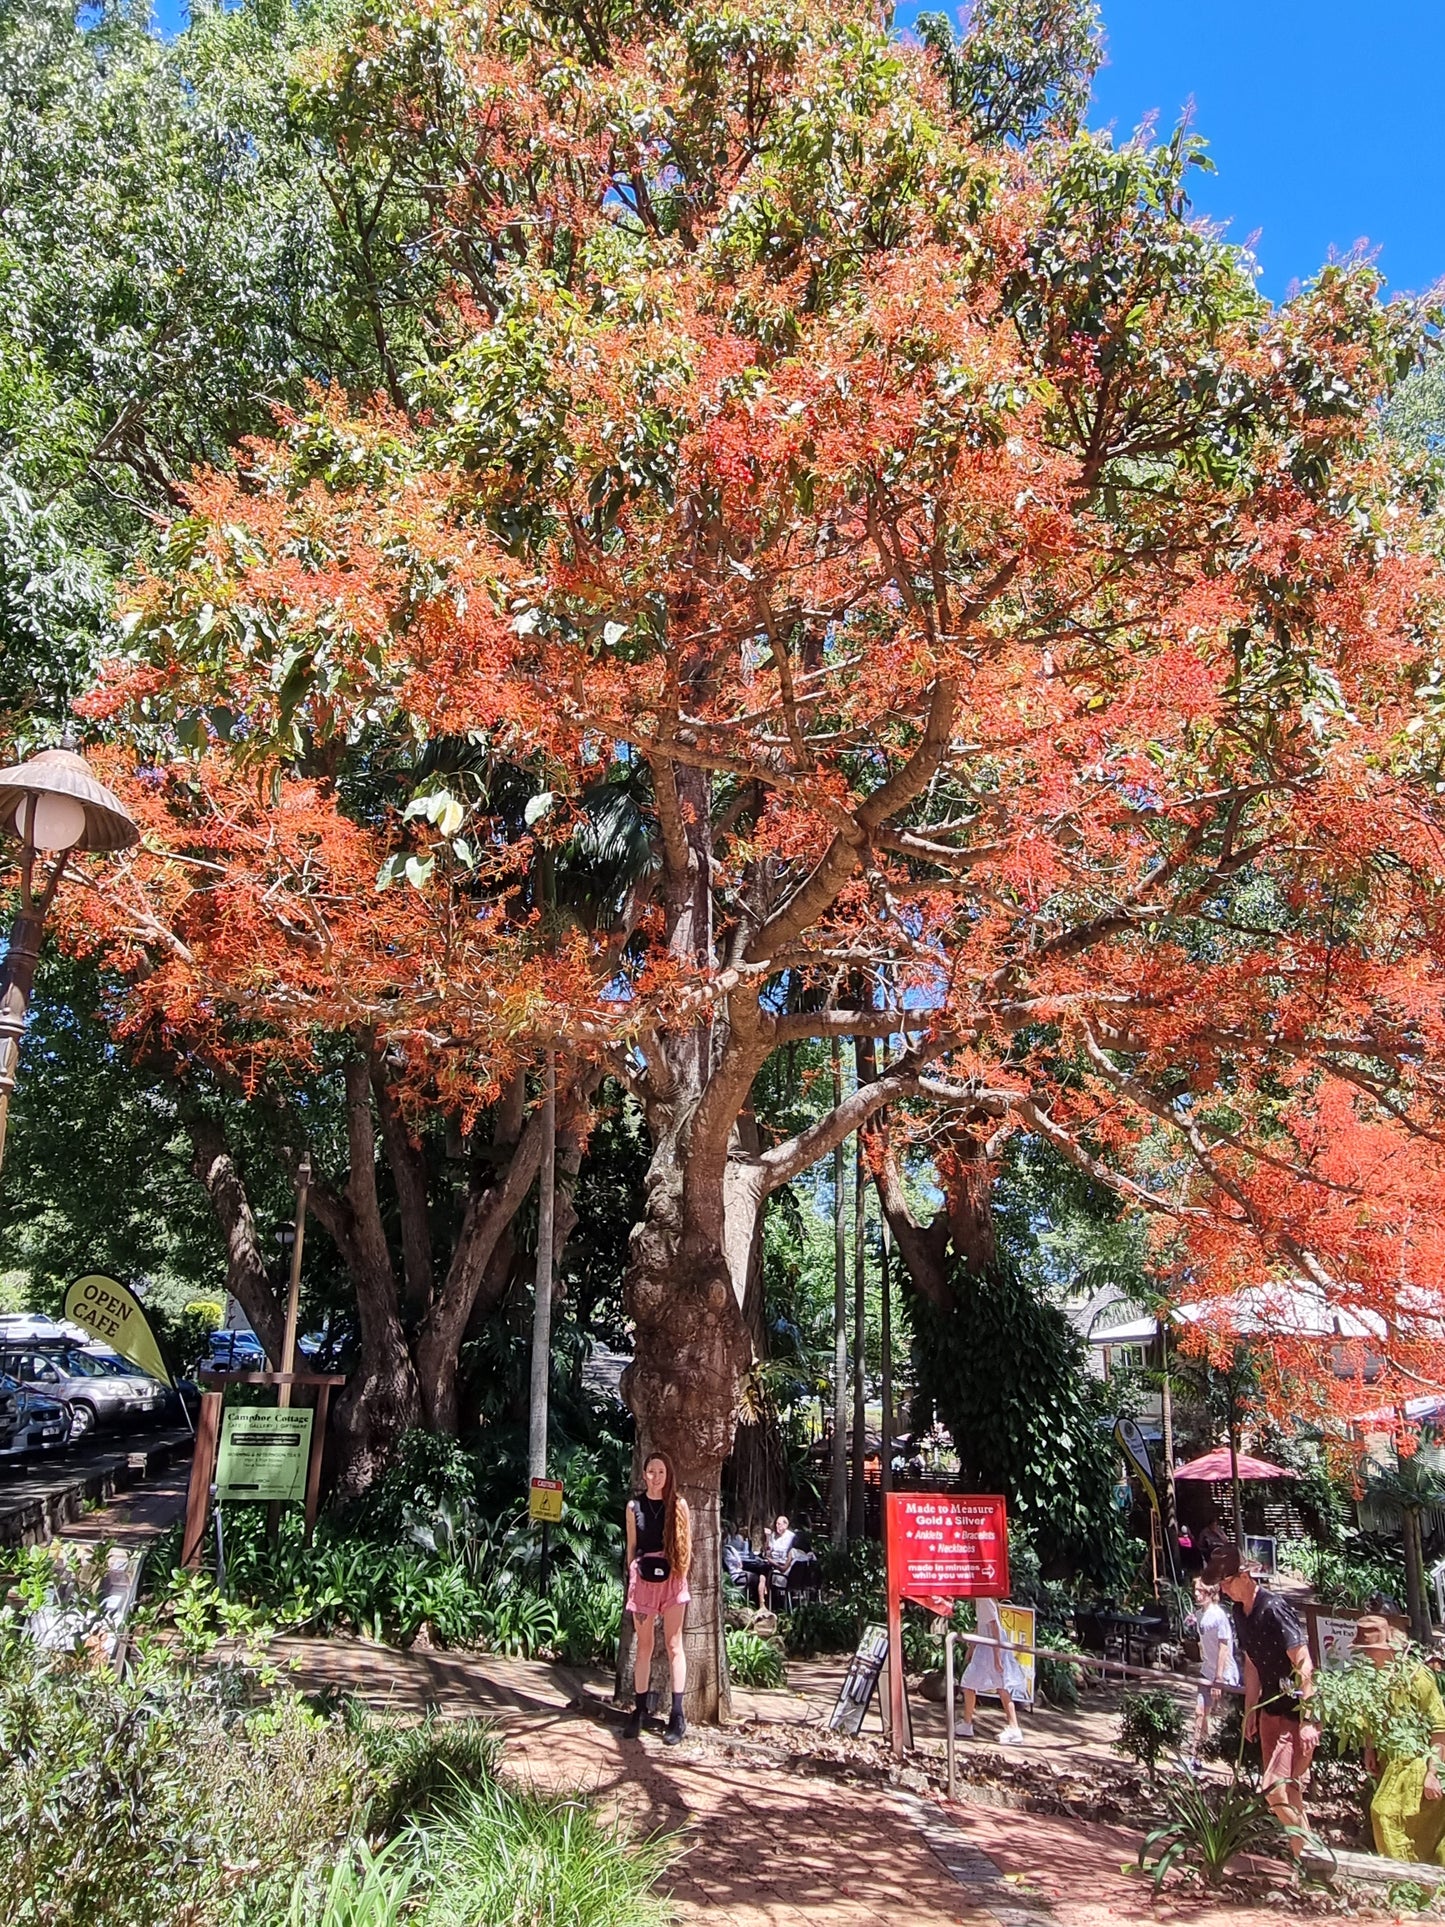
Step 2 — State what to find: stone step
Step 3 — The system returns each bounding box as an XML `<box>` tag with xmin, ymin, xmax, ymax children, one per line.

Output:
<box><xmin>0</xmin><ymin>1428</ymin><xmax>192</xmax><ymax>1550</ymax></box>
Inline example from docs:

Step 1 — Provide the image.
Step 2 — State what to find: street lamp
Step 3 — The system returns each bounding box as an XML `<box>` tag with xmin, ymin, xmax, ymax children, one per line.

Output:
<box><xmin>0</xmin><ymin>743</ymin><xmax>139</xmax><ymax>1174</ymax></box>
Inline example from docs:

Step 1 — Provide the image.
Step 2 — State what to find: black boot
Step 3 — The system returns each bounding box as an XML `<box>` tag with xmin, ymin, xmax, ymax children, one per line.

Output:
<box><xmin>622</xmin><ymin>1690</ymin><xmax>652</xmax><ymax>1740</ymax></box>
<box><xmin>663</xmin><ymin>1692</ymin><xmax>686</xmax><ymax>1747</ymax></box>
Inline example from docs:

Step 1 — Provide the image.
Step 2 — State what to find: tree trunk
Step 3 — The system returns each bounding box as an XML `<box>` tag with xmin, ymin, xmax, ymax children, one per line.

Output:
<box><xmin>312</xmin><ymin>1059</ymin><xmax>423</xmax><ymax>1497</ymax></box>
<box><xmin>1404</xmin><ymin>1506</ymin><xmax>1432</xmax><ymax>1646</ymax></box>
<box><xmin>728</xmin><ymin>1205</ymin><xmax>785</xmax><ymax>1536</ymax></box>
<box><xmin>618</xmin><ymin>1136</ymin><xmax>751</xmax><ymax>1723</ymax></box>
<box><xmin>1229</xmin><ymin>1420</ymin><xmax>1244</xmax><ymax>1549</ymax></box>
<box><xmin>185</xmin><ymin>1113</ymin><xmax>286</xmax><ymax>1362</ymax></box>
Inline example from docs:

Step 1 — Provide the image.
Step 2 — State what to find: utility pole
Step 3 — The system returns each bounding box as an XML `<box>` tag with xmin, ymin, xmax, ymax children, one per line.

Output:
<box><xmin>849</xmin><ymin>1126</ymin><xmax>867</xmax><ymax>1540</ymax></box>
<box><xmin>528</xmin><ymin>1054</ymin><xmax>557</xmax><ymax>1588</ymax></box>
<box><xmin>830</xmin><ymin>1040</ymin><xmax>848</xmax><ymax>1549</ymax></box>
<box><xmin>268</xmin><ymin>1154</ymin><xmax>310</xmax><ymax>1547</ymax></box>
<box><xmin>879</xmin><ymin>1215</ymin><xmax>893</xmax><ymax>1497</ymax></box>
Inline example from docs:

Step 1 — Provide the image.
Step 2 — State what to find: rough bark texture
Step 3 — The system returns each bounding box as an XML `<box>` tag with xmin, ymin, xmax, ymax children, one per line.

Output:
<box><xmin>185</xmin><ymin>1113</ymin><xmax>287</xmax><ymax>1363</ymax></box>
<box><xmin>620</xmin><ymin>1126</ymin><xmax>751</xmax><ymax>1722</ymax></box>
<box><xmin>182</xmin><ymin>1045</ymin><xmax>582</xmax><ymax>1496</ymax></box>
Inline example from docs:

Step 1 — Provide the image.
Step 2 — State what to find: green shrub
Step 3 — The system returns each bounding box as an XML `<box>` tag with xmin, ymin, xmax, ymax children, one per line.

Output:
<box><xmin>347</xmin><ymin>1431</ymin><xmax>482</xmax><ymax>1541</ymax></box>
<box><xmin>549</xmin><ymin>1572</ymin><xmax>623</xmax><ymax>1668</ymax></box>
<box><xmin>1116</xmin><ymin>1688</ymin><xmax>1186</xmax><ymax>1780</ymax></box>
<box><xmin>350</xmin><ymin>1709</ymin><xmax>500</xmax><ymax>1833</ymax></box>
<box><xmin>1313</xmin><ymin>1650</ymin><xmax>1440</xmax><ymax>1766</ymax></box>
<box><xmin>0</xmin><ymin>1621</ymin><xmax>373</xmax><ymax>1927</ymax></box>
<box><xmin>287</xmin><ymin>1837</ymin><xmax>419</xmax><ymax>1927</ymax></box>
<box><xmin>1277</xmin><ymin>1539</ymin><xmax>1406</xmax><ymax>1612</ymax></box>
<box><xmin>726</xmin><ymin>1628</ymin><xmax>787</xmax><ymax>1688</ymax></box>
<box><xmin>780</xmin><ymin>1599</ymin><xmax>863</xmax><ymax>1657</ymax></box>
<box><xmin>1035</xmin><ymin>1631</ymin><xmax>1081</xmax><ymax>1710</ymax></box>
<box><xmin>147</xmin><ymin>1508</ymin><xmax>610</xmax><ymax>1665</ymax></box>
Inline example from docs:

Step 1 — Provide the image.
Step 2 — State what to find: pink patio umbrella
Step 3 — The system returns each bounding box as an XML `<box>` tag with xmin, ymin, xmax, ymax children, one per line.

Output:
<box><xmin>1173</xmin><ymin>1448</ymin><xmax>1297</xmax><ymax>1483</ymax></box>
<box><xmin>1174</xmin><ymin>1446</ymin><xmax>1296</xmax><ymax>1553</ymax></box>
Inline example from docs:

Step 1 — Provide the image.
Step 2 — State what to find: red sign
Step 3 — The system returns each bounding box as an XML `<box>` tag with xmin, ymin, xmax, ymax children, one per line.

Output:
<box><xmin>885</xmin><ymin>1492</ymin><xmax>1009</xmax><ymax>1603</ymax></box>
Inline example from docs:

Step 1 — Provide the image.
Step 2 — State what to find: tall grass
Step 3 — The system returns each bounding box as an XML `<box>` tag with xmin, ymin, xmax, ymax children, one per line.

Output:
<box><xmin>413</xmin><ymin>1779</ymin><xmax>676</xmax><ymax>1927</ymax></box>
<box><xmin>285</xmin><ymin>1774</ymin><xmax>677</xmax><ymax>1927</ymax></box>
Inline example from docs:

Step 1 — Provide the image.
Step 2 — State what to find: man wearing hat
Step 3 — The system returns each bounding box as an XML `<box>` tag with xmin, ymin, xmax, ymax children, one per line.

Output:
<box><xmin>1203</xmin><ymin>1542</ymin><xmax>1320</xmax><ymax>1858</ymax></box>
<box><xmin>1351</xmin><ymin>1613</ymin><xmax>1445</xmax><ymax>1865</ymax></box>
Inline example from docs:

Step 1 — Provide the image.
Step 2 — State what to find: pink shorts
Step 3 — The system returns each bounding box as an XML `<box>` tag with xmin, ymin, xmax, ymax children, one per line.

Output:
<box><xmin>1259</xmin><ymin>1712</ymin><xmax>1317</xmax><ymax>1790</ymax></box>
<box><xmin>625</xmin><ymin>1561</ymin><xmax>691</xmax><ymax>1617</ymax></box>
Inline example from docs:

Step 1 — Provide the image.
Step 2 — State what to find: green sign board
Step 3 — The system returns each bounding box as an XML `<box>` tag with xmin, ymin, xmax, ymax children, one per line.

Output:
<box><xmin>216</xmin><ymin>1406</ymin><xmax>313</xmax><ymax>1504</ymax></box>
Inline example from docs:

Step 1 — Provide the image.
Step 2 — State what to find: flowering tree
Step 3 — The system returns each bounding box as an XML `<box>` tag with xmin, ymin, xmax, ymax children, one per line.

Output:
<box><xmin>75</xmin><ymin>0</ymin><xmax>1445</xmax><ymax>1713</ymax></box>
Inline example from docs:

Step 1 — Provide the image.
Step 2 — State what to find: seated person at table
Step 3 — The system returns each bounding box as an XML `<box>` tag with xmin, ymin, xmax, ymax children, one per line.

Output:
<box><xmin>756</xmin><ymin>1515</ymin><xmax>795</xmax><ymax>1606</ymax></box>
<box><xmin>721</xmin><ymin>1529</ymin><xmax>748</xmax><ymax>1592</ymax></box>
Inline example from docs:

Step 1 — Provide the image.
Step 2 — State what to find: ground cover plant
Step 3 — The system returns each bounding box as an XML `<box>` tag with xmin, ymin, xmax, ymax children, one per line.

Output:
<box><xmin>143</xmin><ymin>1432</ymin><xmax>627</xmax><ymax>1668</ymax></box>
<box><xmin>1278</xmin><ymin>1538</ymin><xmax>1408</xmax><ymax>1613</ymax></box>
<box><xmin>0</xmin><ymin>1617</ymin><xmax>373</xmax><ymax>1927</ymax></box>
<box><xmin>725</xmin><ymin>1628</ymin><xmax>788</xmax><ymax>1689</ymax></box>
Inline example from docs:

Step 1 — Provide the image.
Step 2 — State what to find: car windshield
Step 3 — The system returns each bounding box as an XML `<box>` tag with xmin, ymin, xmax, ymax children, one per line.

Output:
<box><xmin>55</xmin><ymin>1351</ymin><xmax>122</xmax><ymax>1379</ymax></box>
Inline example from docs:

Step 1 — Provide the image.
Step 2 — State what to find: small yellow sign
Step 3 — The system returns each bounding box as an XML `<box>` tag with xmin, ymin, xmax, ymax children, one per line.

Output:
<box><xmin>998</xmin><ymin>1602</ymin><xmax>1037</xmax><ymax>1707</ymax></box>
<box><xmin>529</xmin><ymin>1477</ymin><xmax>564</xmax><ymax>1523</ymax></box>
<box><xmin>63</xmin><ymin>1274</ymin><xmax>173</xmax><ymax>1386</ymax></box>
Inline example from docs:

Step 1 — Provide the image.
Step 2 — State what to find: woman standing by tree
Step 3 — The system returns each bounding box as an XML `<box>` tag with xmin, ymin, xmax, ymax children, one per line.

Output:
<box><xmin>623</xmin><ymin>1452</ymin><xmax>692</xmax><ymax>1745</ymax></box>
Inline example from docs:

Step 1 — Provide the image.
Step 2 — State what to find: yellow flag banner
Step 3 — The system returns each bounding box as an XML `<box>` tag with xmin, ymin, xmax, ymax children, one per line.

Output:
<box><xmin>63</xmin><ymin>1274</ymin><xmax>173</xmax><ymax>1387</ymax></box>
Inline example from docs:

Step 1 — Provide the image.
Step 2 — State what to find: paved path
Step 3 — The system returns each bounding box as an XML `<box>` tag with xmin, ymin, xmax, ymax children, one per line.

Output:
<box><xmin>276</xmin><ymin>1636</ymin><xmax>1401</xmax><ymax>1927</ymax></box>
<box><xmin>278</xmin><ymin>1636</ymin><xmax>983</xmax><ymax>1926</ymax></box>
<box><xmin>58</xmin><ymin>1456</ymin><xmax>191</xmax><ymax>1548</ymax></box>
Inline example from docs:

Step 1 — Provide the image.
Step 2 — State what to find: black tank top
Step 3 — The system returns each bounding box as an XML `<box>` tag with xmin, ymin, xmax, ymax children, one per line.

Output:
<box><xmin>633</xmin><ymin>1495</ymin><xmax>666</xmax><ymax>1556</ymax></box>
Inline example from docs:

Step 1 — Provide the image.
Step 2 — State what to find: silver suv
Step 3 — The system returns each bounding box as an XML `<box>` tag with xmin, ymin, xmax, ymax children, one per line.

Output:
<box><xmin>0</xmin><ymin>1347</ymin><xmax>165</xmax><ymax>1439</ymax></box>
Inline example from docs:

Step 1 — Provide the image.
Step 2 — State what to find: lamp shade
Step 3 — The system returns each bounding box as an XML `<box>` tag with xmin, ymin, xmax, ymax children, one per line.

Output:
<box><xmin>0</xmin><ymin>747</ymin><xmax>139</xmax><ymax>854</ymax></box>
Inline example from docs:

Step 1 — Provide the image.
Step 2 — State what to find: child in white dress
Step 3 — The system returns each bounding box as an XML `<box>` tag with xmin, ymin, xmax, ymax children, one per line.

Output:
<box><xmin>957</xmin><ymin>1596</ymin><xmax>1028</xmax><ymax>1745</ymax></box>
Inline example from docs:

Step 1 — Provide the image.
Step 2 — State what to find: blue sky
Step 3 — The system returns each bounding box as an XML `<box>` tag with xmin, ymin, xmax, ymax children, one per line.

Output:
<box><xmin>151</xmin><ymin>0</ymin><xmax>1444</xmax><ymax>307</ymax></box>
<box><xmin>906</xmin><ymin>0</ymin><xmax>1445</xmax><ymax>304</ymax></box>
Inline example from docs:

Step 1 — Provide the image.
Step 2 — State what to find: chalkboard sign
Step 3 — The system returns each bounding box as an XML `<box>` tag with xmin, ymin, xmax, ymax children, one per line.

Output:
<box><xmin>827</xmin><ymin>1623</ymin><xmax>889</xmax><ymax>1736</ymax></box>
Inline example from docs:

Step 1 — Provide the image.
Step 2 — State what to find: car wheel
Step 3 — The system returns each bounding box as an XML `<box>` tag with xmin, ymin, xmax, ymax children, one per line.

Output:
<box><xmin>67</xmin><ymin>1401</ymin><xmax>97</xmax><ymax>1442</ymax></box>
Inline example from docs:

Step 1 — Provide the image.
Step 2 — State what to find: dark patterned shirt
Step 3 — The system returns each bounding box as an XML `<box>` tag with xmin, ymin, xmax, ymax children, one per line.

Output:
<box><xmin>1234</xmin><ymin>1588</ymin><xmax>1307</xmax><ymax>1718</ymax></box>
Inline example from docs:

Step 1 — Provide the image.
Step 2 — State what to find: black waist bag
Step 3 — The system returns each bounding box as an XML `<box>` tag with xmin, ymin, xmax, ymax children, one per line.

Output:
<box><xmin>638</xmin><ymin>1552</ymin><xmax>671</xmax><ymax>1584</ymax></box>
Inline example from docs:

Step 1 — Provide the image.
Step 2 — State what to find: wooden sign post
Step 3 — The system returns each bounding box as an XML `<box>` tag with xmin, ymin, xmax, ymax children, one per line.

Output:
<box><xmin>181</xmin><ymin>1369</ymin><xmax>345</xmax><ymax>1569</ymax></box>
<box><xmin>884</xmin><ymin>1491</ymin><xmax>1009</xmax><ymax>1758</ymax></box>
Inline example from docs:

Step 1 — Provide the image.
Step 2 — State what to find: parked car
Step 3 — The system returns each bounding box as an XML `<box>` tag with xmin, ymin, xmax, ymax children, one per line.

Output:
<box><xmin>0</xmin><ymin>1373</ymin><xmax>72</xmax><ymax>1459</ymax></box>
<box><xmin>0</xmin><ymin>1375</ymin><xmax>19</xmax><ymax>1454</ymax></box>
<box><xmin>204</xmin><ymin>1329</ymin><xmax>266</xmax><ymax>1372</ymax></box>
<box><xmin>0</xmin><ymin>1347</ymin><xmax>165</xmax><ymax>1439</ymax></box>
<box><xmin>83</xmin><ymin>1350</ymin><xmax>199</xmax><ymax>1426</ymax></box>
<box><xmin>0</xmin><ymin>1312</ymin><xmax>90</xmax><ymax>1348</ymax></box>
